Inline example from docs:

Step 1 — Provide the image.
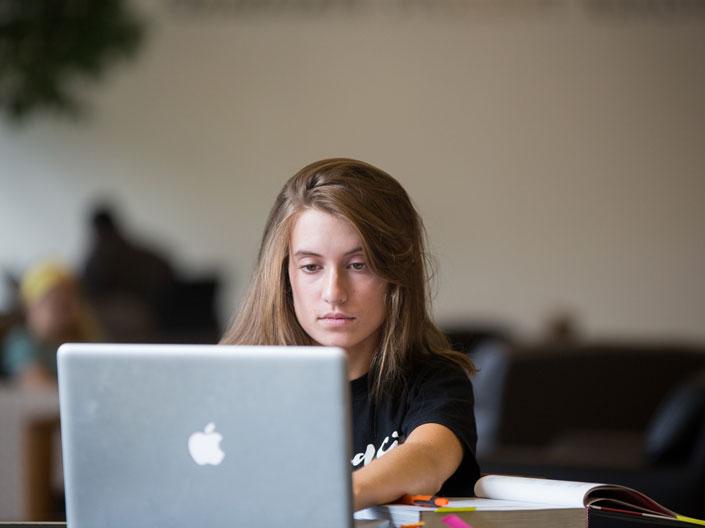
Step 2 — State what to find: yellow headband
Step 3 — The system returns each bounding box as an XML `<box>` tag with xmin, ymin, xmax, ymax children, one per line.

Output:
<box><xmin>20</xmin><ymin>262</ymin><xmax>76</xmax><ymax>305</ymax></box>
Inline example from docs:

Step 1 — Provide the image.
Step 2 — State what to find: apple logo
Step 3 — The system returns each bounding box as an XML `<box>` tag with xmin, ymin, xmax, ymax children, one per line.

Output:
<box><xmin>188</xmin><ymin>423</ymin><xmax>225</xmax><ymax>466</ymax></box>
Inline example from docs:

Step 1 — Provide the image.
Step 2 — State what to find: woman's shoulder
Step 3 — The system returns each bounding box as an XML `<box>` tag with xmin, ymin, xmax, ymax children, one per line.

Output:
<box><xmin>401</xmin><ymin>351</ymin><xmax>477</xmax><ymax>420</ymax></box>
<box><xmin>406</xmin><ymin>351</ymin><xmax>472</xmax><ymax>387</ymax></box>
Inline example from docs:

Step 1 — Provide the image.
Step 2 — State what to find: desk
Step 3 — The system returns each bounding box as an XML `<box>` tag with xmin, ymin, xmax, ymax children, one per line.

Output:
<box><xmin>22</xmin><ymin>415</ymin><xmax>61</xmax><ymax>519</ymax></box>
<box><xmin>0</xmin><ymin>523</ymin><xmax>388</xmax><ymax>528</ymax></box>
<box><xmin>0</xmin><ymin>386</ymin><xmax>62</xmax><ymax>521</ymax></box>
<box><xmin>0</xmin><ymin>525</ymin><xmax>65</xmax><ymax>527</ymax></box>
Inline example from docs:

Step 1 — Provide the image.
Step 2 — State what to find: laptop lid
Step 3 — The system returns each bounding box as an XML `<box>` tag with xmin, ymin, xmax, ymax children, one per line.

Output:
<box><xmin>58</xmin><ymin>343</ymin><xmax>353</xmax><ymax>528</ymax></box>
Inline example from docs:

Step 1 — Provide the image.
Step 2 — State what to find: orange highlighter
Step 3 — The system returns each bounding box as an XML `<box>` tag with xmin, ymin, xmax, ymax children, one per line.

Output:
<box><xmin>399</xmin><ymin>494</ymin><xmax>449</xmax><ymax>508</ymax></box>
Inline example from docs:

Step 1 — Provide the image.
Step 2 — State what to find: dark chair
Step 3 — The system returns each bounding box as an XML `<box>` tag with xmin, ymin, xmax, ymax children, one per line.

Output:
<box><xmin>443</xmin><ymin>324</ymin><xmax>511</xmax><ymax>355</ymax></box>
<box><xmin>475</xmin><ymin>343</ymin><xmax>705</xmax><ymax>518</ymax></box>
<box><xmin>156</xmin><ymin>276</ymin><xmax>222</xmax><ymax>344</ymax></box>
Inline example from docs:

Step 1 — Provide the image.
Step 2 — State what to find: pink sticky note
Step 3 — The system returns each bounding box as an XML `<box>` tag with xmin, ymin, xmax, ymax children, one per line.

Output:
<box><xmin>441</xmin><ymin>514</ymin><xmax>473</xmax><ymax>528</ymax></box>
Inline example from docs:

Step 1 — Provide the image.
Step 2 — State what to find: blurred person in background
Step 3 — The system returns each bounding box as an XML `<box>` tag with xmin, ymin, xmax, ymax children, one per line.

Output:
<box><xmin>82</xmin><ymin>204</ymin><xmax>176</xmax><ymax>342</ymax></box>
<box><xmin>1</xmin><ymin>262</ymin><xmax>101</xmax><ymax>388</ymax></box>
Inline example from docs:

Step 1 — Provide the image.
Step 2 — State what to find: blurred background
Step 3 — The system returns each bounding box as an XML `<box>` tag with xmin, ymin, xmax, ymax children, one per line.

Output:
<box><xmin>1</xmin><ymin>0</ymin><xmax>704</xmax><ymax>522</ymax></box>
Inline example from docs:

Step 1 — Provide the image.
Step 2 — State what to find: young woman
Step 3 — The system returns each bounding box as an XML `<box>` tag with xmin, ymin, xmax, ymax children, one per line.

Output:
<box><xmin>221</xmin><ymin>158</ymin><xmax>480</xmax><ymax>510</ymax></box>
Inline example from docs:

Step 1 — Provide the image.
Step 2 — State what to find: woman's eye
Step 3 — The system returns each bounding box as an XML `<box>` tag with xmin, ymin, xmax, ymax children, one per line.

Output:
<box><xmin>350</xmin><ymin>262</ymin><xmax>366</xmax><ymax>271</ymax></box>
<box><xmin>301</xmin><ymin>264</ymin><xmax>320</xmax><ymax>273</ymax></box>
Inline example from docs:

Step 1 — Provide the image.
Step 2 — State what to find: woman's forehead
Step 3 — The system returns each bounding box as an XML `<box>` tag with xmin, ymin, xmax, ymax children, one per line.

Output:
<box><xmin>289</xmin><ymin>209</ymin><xmax>363</xmax><ymax>257</ymax></box>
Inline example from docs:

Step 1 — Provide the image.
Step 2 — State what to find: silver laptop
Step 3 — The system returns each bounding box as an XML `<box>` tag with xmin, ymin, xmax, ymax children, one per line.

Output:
<box><xmin>57</xmin><ymin>343</ymin><xmax>354</xmax><ymax>528</ymax></box>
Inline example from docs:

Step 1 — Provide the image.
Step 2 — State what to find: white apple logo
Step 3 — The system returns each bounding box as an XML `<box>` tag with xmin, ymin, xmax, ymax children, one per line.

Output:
<box><xmin>188</xmin><ymin>423</ymin><xmax>225</xmax><ymax>466</ymax></box>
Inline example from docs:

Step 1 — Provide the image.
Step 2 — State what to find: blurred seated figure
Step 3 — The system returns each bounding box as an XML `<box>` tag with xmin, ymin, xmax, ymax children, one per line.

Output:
<box><xmin>82</xmin><ymin>204</ymin><xmax>176</xmax><ymax>342</ymax></box>
<box><xmin>1</xmin><ymin>262</ymin><xmax>100</xmax><ymax>388</ymax></box>
<box><xmin>83</xmin><ymin>204</ymin><xmax>175</xmax><ymax>309</ymax></box>
<box><xmin>81</xmin><ymin>203</ymin><xmax>221</xmax><ymax>343</ymax></box>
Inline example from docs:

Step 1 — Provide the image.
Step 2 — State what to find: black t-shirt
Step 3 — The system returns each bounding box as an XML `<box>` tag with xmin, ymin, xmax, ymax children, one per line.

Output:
<box><xmin>350</xmin><ymin>354</ymin><xmax>481</xmax><ymax>496</ymax></box>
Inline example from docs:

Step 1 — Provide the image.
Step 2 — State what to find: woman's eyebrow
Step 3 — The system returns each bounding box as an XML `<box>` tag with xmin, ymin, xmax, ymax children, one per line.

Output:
<box><xmin>292</xmin><ymin>247</ymin><xmax>363</xmax><ymax>258</ymax></box>
<box><xmin>292</xmin><ymin>250</ymin><xmax>322</xmax><ymax>258</ymax></box>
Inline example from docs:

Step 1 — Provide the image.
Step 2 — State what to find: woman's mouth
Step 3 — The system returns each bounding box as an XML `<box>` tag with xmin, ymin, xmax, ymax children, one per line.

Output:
<box><xmin>318</xmin><ymin>313</ymin><xmax>356</xmax><ymax>327</ymax></box>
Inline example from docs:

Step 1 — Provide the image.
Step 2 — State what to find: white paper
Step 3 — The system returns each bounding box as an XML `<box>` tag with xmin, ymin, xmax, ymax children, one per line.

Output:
<box><xmin>474</xmin><ymin>475</ymin><xmax>602</xmax><ymax>507</ymax></box>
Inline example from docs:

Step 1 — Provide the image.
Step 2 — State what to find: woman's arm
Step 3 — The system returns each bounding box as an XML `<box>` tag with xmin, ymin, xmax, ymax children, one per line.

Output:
<box><xmin>352</xmin><ymin>422</ymin><xmax>464</xmax><ymax>511</ymax></box>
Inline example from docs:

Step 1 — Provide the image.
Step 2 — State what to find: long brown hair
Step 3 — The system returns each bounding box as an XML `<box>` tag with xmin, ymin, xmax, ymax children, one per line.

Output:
<box><xmin>221</xmin><ymin>158</ymin><xmax>476</xmax><ymax>400</ymax></box>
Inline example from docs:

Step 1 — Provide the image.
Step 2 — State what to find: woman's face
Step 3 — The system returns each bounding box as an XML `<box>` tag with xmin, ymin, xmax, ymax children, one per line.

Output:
<box><xmin>27</xmin><ymin>282</ymin><xmax>81</xmax><ymax>343</ymax></box>
<box><xmin>288</xmin><ymin>209</ymin><xmax>388</xmax><ymax>375</ymax></box>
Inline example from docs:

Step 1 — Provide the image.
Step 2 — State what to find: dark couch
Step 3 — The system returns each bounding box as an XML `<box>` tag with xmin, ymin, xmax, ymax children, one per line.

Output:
<box><xmin>468</xmin><ymin>341</ymin><xmax>705</xmax><ymax>518</ymax></box>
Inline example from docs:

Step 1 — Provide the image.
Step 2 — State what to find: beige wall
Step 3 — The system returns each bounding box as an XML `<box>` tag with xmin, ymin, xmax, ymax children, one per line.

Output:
<box><xmin>1</xmin><ymin>1</ymin><xmax>704</xmax><ymax>340</ymax></box>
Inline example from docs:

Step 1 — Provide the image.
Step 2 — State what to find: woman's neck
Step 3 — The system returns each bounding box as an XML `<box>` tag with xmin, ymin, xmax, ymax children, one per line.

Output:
<box><xmin>346</xmin><ymin>339</ymin><xmax>377</xmax><ymax>380</ymax></box>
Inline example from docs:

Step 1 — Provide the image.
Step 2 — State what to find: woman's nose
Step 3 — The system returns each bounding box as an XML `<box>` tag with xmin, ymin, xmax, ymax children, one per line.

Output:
<box><xmin>323</xmin><ymin>269</ymin><xmax>347</xmax><ymax>305</ymax></box>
